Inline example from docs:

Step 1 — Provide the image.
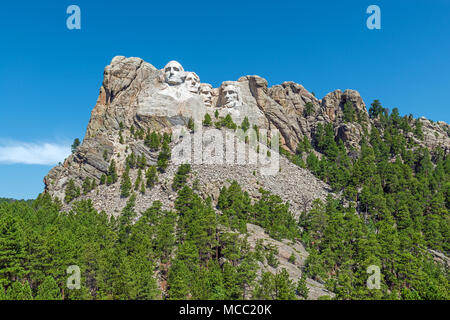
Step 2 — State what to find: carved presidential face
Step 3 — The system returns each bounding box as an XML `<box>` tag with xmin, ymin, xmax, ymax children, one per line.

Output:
<box><xmin>222</xmin><ymin>84</ymin><xmax>239</xmax><ymax>108</ymax></box>
<box><xmin>185</xmin><ymin>72</ymin><xmax>200</xmax><ymax>94</ymax></box>
<box><xmin>200</xmin><ymin>83</ymin><xmax>213</xmax><ymax>107</ymax></box>
<box><xmin>164</xmin><ymin>61</ymin><xmax>185</xmax><ymax>85</ymax></box>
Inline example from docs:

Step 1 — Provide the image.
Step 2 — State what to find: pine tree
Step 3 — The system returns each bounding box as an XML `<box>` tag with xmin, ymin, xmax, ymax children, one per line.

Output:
<box><xmin>157</xmin><ymin>141</ymin><xmax>171</xmax><ymax>173</ymax></box>
<box><xmin>343</xmin><ymin>101</ymin><xmax>355</xmax><ymax>122</ymax></box>
<box><xmin>71</xmin><ymin>138</ymin><xmax>80</xmax><ymax>154</ymax></box>
<box><xmin>140</xmin><ymin>181</ymin><xmax>146</xmax><ymax>194</ymax></box>
<box><xmin>254</xmin><ymin>272</ymin><xmax>275</xmax><ymax>299</ymax></box>
<box><xmin>222</xmin><ymin>114</ymin><xmax>237</xmax><ymax>129</ymax></box>
<box><xmin>369</xmin><ymin>99</ymin><xmax>383</xmax><ymax>118</ymax></box>
<box><xmin>91</xmin><ymin>178</ymin><xmax>96</xmax><ymax>191</ymax></box>
<box><xmin>134</xmin><ymin>169</ymin><xmax>142</xmax><ymax>191</ymax></box>
<box><xmin>82</xmin><ymin>177</ymin><xmax>92</xmax><ymax>194</ymax></box>
<box><xmin>6</xmin><ymin>281</ymin><xmax>33</xmax><ymax>300</ymax></box>
<box><xmin>146</xmin><ymin>131</ymin><xmax>160</xmax><ymax>150</ymax></box>
<box><xmin>296</xmin><ymin>273</ymin><xmax>309</xmax><ymax>299</ymax></box>
<box><xmin>203</xmin><ymin>113</ymin><xmax>212</xmax><ymax>127</ymax></box>
<box><xmin>126</xmin><ymin>152</ymin><xmax>136</xmax><ymax>168</ymax></box>
<box><xmin>107</xmin><ymin>159</ymin><xmax>118</xmax><ymax>185</ymax></box>
<box><xmin>0</xmin><ymin>214</ymin><xmax>26</xmax><ymax>287</ymax></box>
<box><xmin>138</xmin><ymin>154</ymin><xmax>147</xmax><ymax>169</ymax></box>
<box><xmin>64</xmin><ymin>179</ymin><xmax>80</xmax><ymax>203</ymax></box>
<box><xmin>0</xmin><ymin>284</ymin><xmax>6</xmax><ymax>300</ymax></box>
<box><xmin>168</xmin><ymin>259</ymin><xmax>190</xmax><ymax>299</ymax></box>
<box><xmin>172</xmin><ymin>164</ymin><xmax>191</xmax><ymax>191</ymax></box>
<box><xmin>414</xmin><ymin>120</ymin><xmax>424</xmax><ymax>140</ymax></box>
<box><xmin>303</xmin><ymin>102</ymin><xmax>314</xmax><ymax>117</ymax></box>
<box><xmin>35</xmin><ymin>276</ymin><xmax>61</xmax><ymax>300</ymax></box>
<box><xmin>119</xmin><ymin>194</ymin><xmax>137</xmax><ymax>241</ymax></box>
<box><xmin>241</xmin><ymin>116</ymin><xmax>250</xmax><ymax>132</ymax></box>
<box><xmin>120</xmin><ymin>165</ymin><xmax>132</xmax><ymax>198</ymax></box>
<box><xmin>187</xmin><ymin>117</ymin><xmax>195</xmax><ymax>131</ymax></box>
<box><xmin>274</xmin><ymin>269</ymin><xmax>296</xmax><ymax>300</ymax></box>
<box><xmin>146</xmin><ymin>166</ymin><xmax>158</xmax><ymax>189</ymax></box>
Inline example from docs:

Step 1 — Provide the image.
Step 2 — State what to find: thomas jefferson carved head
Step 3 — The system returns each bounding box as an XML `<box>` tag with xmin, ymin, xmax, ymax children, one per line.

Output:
<box><xmin>164</xmin><ymin>60</ymin><xmax>185</xmax><ymax>85</ymax></box>
<box><xmin>185</xmin><ymin>72</ymin><xmax>200</xmax><ymax>94</ymax></box>
<box><xmin>200</xmin><ymin>83</ymin><xmax>213</xmax><ymax>107</ymax></box>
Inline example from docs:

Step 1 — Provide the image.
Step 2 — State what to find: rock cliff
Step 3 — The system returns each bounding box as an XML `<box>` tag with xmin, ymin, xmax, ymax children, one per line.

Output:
<box><xmin>45</xmin><ymin>56</ymin><xmax>450</xmax><ymax>202</ymax></box>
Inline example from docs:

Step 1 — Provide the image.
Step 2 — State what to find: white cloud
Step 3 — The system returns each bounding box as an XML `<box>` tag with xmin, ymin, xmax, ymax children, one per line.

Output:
<box><xmin>0</xmin><ymin>141</ymin><xmax>71</xmax><ymax>165</ymax></box>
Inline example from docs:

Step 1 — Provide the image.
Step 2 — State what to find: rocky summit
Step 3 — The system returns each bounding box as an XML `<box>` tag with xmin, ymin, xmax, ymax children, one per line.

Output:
<box><xmin>41</xmin><ymin>56</ymin><xmax>450</xmax><ymax>300</ymax></box>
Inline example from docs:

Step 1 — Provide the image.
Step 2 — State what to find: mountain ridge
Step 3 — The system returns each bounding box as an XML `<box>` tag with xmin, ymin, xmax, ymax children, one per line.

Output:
<box><xmin>44</xmin><ymin>55</ymin><xmax>450</xmax><ymax>203</ymax></box>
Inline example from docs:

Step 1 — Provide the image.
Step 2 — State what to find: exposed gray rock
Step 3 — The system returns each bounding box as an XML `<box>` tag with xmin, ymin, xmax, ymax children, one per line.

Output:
<box><xmin>417</xmin><ymin>117</ymin><xmax>450</xmax><ymax>153</ymax></box>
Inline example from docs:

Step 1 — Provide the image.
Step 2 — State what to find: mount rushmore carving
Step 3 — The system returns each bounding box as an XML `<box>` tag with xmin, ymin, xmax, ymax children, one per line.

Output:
<box><xmin>136</xmin><ymin>60</ymin><xmax>266</xmax><ymax>126</ymax></box>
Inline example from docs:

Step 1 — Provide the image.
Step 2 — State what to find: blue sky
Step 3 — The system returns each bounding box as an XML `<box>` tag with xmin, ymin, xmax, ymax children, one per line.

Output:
<box><xmin>0</xmin><ymin>0</ymin><xmax>449</xmax><ymax>199</ymax></box>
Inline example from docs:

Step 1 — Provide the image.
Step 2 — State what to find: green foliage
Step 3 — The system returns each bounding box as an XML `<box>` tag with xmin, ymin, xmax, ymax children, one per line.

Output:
<box><xmin>203</xmin><ymin>113</ymin><xmax>212</xmax><ymax>127</ymax></box>
<box><xmin>288</xmin><ymin>253</ymin><xmax>296</xmax><ymax>264</ymax></box>
<box><xmin>166</xmin><ymin>186</ymin><xmax>260</xmax><ymax>300</ymax></box>
<box><xmin>265</xmin><ymin>245</ymin><xmax>279</xmax><ymax>268</ymax></box>
<box><xmin>134</xmin><ymin>169</ymin><xmax>143</xmax><ymax>191</ymax></box>
<box><xmin>135</xmin><ymin>128</ymin><xmax>145</xmax><ymax>140</ymax></box>
<box><xmin>241</xmin><ymin>116</ymin><xmax>250</xmax><ymax>132</ymax></box>
<box><xmin>71</xmin><ymin>138</ymin><xmax>80</xmax><ymax>154</ymax></box>
<box><xmin>296</xmin><ymin>273</ymin><xmax>309</xmax><ymax>299</ymax></box>
<box><xmin>64</xmin><ymin>179</ymin><xmax>80</xmax><ymax>203</ymax></box>
<box><xmin>415</xmin><ymin>120</ymin><xmax>424</xmax><ymax>140</ymax></box>
<box><xmin>106</xmin><ymin>159</ymin><xmax>118</xmax><ymax>185</ymax></box>
<box><xmin>157</xmin><ymin>141</ymin><xmax>171</xmax><ymax>173</ymax></box>
<box><xmin>145</xmin><ymin>166</ymin><xmax>158</xmax><ymax>189</ymax></box>
<box><xmin>82</xmin><ymin>177</ymin><xmax>95</xmax><ymax>194</ymax></box>
<box><xmin>145</xmin><ymin>131</ymin><xmax>161</xmax><ymax>150</ymax></box>
<box><xmin>254</xmin><ymin>269</ymin><xmax>297</xmax><ymax>300</ymax></box>
<box><xmin>343</xmin><ymin>101</ymin><xmax>355</xmax><ymax>122</ymax></box>
<box><xmin>120</xmin><ymin>166</ymin><xmax>132</xmax><ymax>198</ymax></box>
<box><xmin>296</xmin><ymin>136</ymin><xmax>312</xmax><ymax>155</ymax></box>
<box><xmin>126</xmin><ymin>152</ymin><xmax>136</xmax><ymax>168</ymax></box>
<box><xmin>35</xmin><ymin>276</ymin><xmax>61</xmax><ymax>300</ymax></box>
<box><xmin>172</xmin><ymin>164</ymin><xmax>191</xmax><ymax>191</ymax></box>
<box><xmin>218</xmin><ymin>182</ymin><xmax>298</xmax><ymax>240</ymax></box>
<box><xmin>6</xmin><ymin>281</ymin><xmax>33</xmax><ymax>300</ymax></box>
<box><xmin>369</xmin><ymin>99</ymin><xmax>384</xmax><ymax>119</ymax></box>
<box><xmin>137</xmin><ymin>155</ymin><xmax>146</xmax><ymax>169</ymax></box>
<box><xmin>288</xmin><ymin>103</ymin><xmax>450</xmax><ymax>299</ymax></box>
<box><xmin>2</xmin><ymin>104</ymin><xmax>449</xmax><ymax>300</ymax></box>
<box><xmin>314</xmin><ymin>123</ymin><xmax>338</xmax><ymax>160</ymax></box>
<box><xmin>223</xmin><ymin>114</ymin><xmax>237</xmax><ymax>129</ymax></box>
<box><xmin>215</xmin><ymin>114</ymin><xmax>237</xmax><ymax>130</ymax></box>
<box><xmin>140</xmin><ymin>181</ymin><xmax>146</xmax><ymax>194</ymax></box>
<box><xmin>0</xmin><ymin>194</ymin><xmax>163</xmax><ymax>300</ymax></box>
<box><xmin>0</xmin><ymin>284</ymin><xmax>6</xmax><ymax>300</ymax></box>
<box><xmin>303</xmin><ymin>102</ymin><xmax>314</xmax><ymax>117</ymax></box>
<box><xmin>187</xmin><ymin>117</ymin><xmax>195</xmax><ymax>131</ymax></box>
